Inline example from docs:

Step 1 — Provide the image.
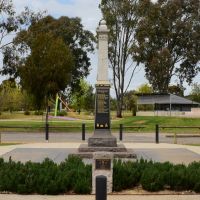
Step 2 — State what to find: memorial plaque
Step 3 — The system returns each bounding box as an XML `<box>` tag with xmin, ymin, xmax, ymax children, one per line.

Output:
<box><xmin>95</xmin><ymin>86</ymin><xmax>110</xmax><ymax>129</ymax></box>
<box><xmin>95</xmin><ymin>159</ymin><xmax>111</xmax><ymax>170</ymax></box>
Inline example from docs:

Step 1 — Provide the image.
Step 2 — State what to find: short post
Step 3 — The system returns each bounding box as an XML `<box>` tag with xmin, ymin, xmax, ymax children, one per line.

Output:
<box><xmin>174</xmin><ymin>132</ymin><xmax>177</xmax><ymax>144</ymax></box>
<box><xmin>45</xmin><ymin>105</ymin><xmax>50</xmax><ymax>142</ymax></box>
<box><xmin>155</xmin><ymin>124</ymin><xmax>159</xmax><ymax>144</ymax></box>
<box><xmin>45</xmin><ymin>123</ymin><xmax>49</xmax><ymax>141</ymax></box>
<box><xmin>82</xmin><ymin>123</ymin><xmax>85</xmax><ymax>141</ymax></box>
<box><xmin>96</xmin><ymin>175</ymin><xmax>107</xmax><ymax>200</ymax></box>
<box><xmin>0</xmin><ymin>132</ymin><xmax>1</xmax><ymax>144</ymax></box>
<box><xmin>119</xmin><ymin>124</ymin><xmax>123</xmax><ymax>141</ymax></box>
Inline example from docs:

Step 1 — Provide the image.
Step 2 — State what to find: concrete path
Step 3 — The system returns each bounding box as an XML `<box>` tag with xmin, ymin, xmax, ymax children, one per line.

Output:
<box><xmin>0</xmin><ymin>142</ymin><xmax>200</xmax><ymax>164</ymax></box>
<box><xmin>0</xmin><ymin>194</ymin><xmax>200</xmax><ymax>200</ymax></box>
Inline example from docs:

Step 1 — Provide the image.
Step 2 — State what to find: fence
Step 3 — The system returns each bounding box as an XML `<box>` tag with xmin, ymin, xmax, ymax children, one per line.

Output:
<box><xmin>0</xmin><ymin>124</ymin><xmax>200</xmax><ymax>144</ymax></box>
<box><xmin>156</xmin><ymin>125</ymin><xmax>200</xmax><ymax>144</ymax></box>
<box><xmin>0</xmin><ymin>124</ymin><xmax>145</xmax><ymax>143</ymax></box>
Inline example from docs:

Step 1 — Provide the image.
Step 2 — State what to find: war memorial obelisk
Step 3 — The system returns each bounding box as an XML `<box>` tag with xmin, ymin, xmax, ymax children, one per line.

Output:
<box><xmin>88</xmin><ymin>19</ymin><xmax>117</xmax><ymax>147</ymax></box>
<box><xmin>78</xmin><ymin>20</ymin><xmax>135</xmax><ymax>158</ymax></box>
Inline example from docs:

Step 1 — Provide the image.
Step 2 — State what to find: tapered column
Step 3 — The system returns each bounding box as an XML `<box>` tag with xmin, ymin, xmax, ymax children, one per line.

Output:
<box><xmin>88</xmin><ymin>19</ymin><xmax>117</xmax><ymax>147</ymax></box>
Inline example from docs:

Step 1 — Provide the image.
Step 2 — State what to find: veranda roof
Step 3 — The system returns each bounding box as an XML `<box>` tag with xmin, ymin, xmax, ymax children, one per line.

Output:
<box><xmin>137</xmin><ymin>93</ymin><xmax>200</xmax><ymax>105</ymax></box>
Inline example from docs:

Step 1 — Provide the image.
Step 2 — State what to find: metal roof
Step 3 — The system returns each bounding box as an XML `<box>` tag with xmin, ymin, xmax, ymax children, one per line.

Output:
<box><xmin>137</xmin><ymin>93</ymin><xmax>200</xmax><ymax>105</ymax></box>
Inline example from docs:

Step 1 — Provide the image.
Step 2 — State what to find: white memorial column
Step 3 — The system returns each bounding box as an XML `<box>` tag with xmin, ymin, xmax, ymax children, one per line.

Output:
<box><xmin>88</xmin><ymin>19</ymin><xmax>117</xmax><ymax>147</ymax></box>
<box><xmin>96</xmin><ymin>20</ymin><xmax>110</xmax><ymax>85</ymax></box>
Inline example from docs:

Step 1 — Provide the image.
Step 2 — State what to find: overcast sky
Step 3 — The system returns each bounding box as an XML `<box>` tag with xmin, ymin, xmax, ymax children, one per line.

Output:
<box><xmin>3</xmin><ymin>0</ymin><xmax>199</xmax><ymax>96</ymax></box>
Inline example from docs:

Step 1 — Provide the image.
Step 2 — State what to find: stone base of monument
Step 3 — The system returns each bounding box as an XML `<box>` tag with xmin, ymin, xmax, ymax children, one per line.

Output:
<box><xmin>88</xmin><ymin>129</ymin><xmax>117</xmax><ymax>147</ymax></box>
<box><xmin>70</xmin><ymin>143</ymin><xmax>136</xmax><ymax>159</ymax></box>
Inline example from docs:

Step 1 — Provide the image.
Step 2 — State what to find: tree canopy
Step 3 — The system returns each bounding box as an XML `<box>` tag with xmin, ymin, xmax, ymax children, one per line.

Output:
<box><xmin>189</xmin><ymin>83</ymin><xmax>200</xmax><ymax>103</ymax></box>
<box><xmin>19</xmin><ymin>33</ymin><xmax>74</xmax><ymax>109</ymax></box>
<box><xmin>132</xmin><ymin>0</ymin><xmax>200</xmax><ymax>92</ymax></box>
<box><xmin>0</xmin><ymin>0</ymin><xmax>44</xmax><ymax>52</ymax></box>
<box><xmin>1</xmin><ymin>15</ymin><xmax>95</xmax><ymax>92</ymax></box>
<box><xmin>0</xmin><ymin>80</ymin><xmax>33</xmax><ymax>112</ymax></box>
<box><xmin>136</xmin><ymin>83</ymin><xmax>153</xmax><ymax>94</ymax></box>
<box><xmin>70</xmin><ymin>79</ymin><xmax>94</xmax><ymax>112</ymax></box>
<box><xmin>1</xmin><ymin>14</ymin><xmax>95</xmax><ymax>108</ymax></box>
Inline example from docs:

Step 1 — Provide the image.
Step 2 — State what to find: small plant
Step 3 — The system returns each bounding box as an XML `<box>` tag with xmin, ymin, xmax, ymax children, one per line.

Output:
<box><xmin>113</xmin><ymin>160</ymin><xmax>141</xmax><ymax>191</ymax></box>
<box><xmin>187</xmin><ymin>162</ymin><xmax>200</xmax><ymax>192</ymax></box>
<box><xmin>57</xmin><ymin>110</ymin><xmax>67</xmax><ymax>116</ymax></box>
<box><xmin>167</xmin><ymin>164</ymin><xmax>188</xmax><ymax>191</ymax></box>
<box><xmin>0</xmin><ymin>156</ymin><xmax>92</xmax><ymax>195</ymax></box>
<box><xmin>141</xmin><ymin>166</ymin><xmax>165</xmax><ymax>191</ymax></box>
<box><xmin>34</xmin><ymin>111</ymin><xmax>43</xmax><ymax>115</ymax></box>
<box><xmin>24</xmin><ymin>110</ymin><xmax>30</xmax><ymax>115</ymax></box>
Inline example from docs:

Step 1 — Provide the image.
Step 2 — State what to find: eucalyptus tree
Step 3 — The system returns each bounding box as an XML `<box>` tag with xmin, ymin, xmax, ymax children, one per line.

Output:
<box><xmin>19</xmin><ymin>33</ymin><xmax>74</xmax><ymax>109</ymax></box>
<box><xmin>132</xmin><ymin>0</ymin><xmax>200</xmax><ymax>92</ymax></box>
<box><xmin>100</xmin><ymin>0</ymin><xmax>139</xmax><ymax>117</ymax></box>
<box><xmin>1</xmin><ymin>15</ymin><xmax>95</xmax><ymax>109</ymax></box>
<box><xmin>0</xmin><ymin>0</ymin><xmax>43</xmax><ymax>51</ymax></box>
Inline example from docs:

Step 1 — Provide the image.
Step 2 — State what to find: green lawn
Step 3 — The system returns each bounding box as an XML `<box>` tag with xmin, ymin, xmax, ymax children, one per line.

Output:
<box><xmin>0</xmin><ymin>143</ymin><xmax>22</xmax><ymax>146</ymax></box>
<box><xmin>0</xmin><ymin>115</ymin><xmax>200</xmax><ymax>133</ymax></box>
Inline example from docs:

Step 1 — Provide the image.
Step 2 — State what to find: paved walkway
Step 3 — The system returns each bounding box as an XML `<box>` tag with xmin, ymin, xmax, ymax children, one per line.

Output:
<box><xmin>1</xmin><ymin>142</ymin><xmax>200</xmax><ymax>164</ymax></box>
<box><xmin>0</xmin><ymin>194</ymin><xmax>200</xmax><ymax>200</ymax></box>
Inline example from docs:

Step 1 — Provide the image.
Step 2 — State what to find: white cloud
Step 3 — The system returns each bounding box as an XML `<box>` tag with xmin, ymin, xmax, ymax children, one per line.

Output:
<box><xmin>13</xmin><ymin>0</ymin><xmax>102</xmax><ymax>33</ymax></box>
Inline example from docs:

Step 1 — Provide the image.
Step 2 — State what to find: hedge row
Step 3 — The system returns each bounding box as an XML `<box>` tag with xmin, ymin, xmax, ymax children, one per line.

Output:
<box><xmin>0</xmin><ymin>156</ymin><xmax>91</xmax><ymax>194</ymax></box>
<box><xmin>113</xmin><ymin>159</ymin><xmax>200</xmax><ymax>192</ymax></box>
<box><xmin>0</xmin><ymin>157</ymin><xmax>200</xmax><ymax>194</ymax></box>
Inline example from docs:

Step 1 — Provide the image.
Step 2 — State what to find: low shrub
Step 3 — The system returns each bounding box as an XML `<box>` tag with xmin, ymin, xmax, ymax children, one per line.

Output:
<box><xmin>167</xmin><ymin>164</ymin><xmax>188</xmax><ymax>191</ymax></box>
<box><xmin>34</xmin><ymin>111</ymin><xmax>43</xmax><ymax>115</ymax></box>
<box><xmin>113</xmin><ymin>160</ymin><xmax>141</xmax><ymax>191</ymax></box>
<box><xmin>24</xmin><ymin>110</ymin><xmax>30</xmax><ymax>115</ymax></box>
<box><xmin>183</xmin><ymin>162</ymin><xmax>200</xmax><ymax>192</ymax></box>
<box><xmin>0</xmin><ymin>156</ymin><xmax>91</xmax><ymax>195</ymax></box>
<box><xmin>1</xmin><ymin>157</ymin><xmax>200</xmax><ymax>194</ymax></box>
<box><xmin>112</xmin><ymin>159</ymin><xmax>200</xmax><ymax>193</ymax></box>
<box><xmin>141</xmin><ymin>166</ymin><xmax>165</xmax><ymax>191</ymax></box>
<box><xmin>57</xmin><ymin>110</ymin><xmax>67</xmax><ymax>116</ymax></box>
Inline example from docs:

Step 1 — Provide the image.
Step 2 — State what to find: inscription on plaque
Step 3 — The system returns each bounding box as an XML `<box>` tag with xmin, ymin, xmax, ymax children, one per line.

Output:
<box><xmin>97</xmin><ymin>90</ymin><xmax>109</xmax><ymax>113</ymax></box>
<box><xmin>95</xmin><ymin>159</ymin><xmax>111</xmax><ymax>170</ymax></box>
<box><xmin>95</xmin><ymin>87</ymin><xmax>110</xmax><ymax>129</ymax></box>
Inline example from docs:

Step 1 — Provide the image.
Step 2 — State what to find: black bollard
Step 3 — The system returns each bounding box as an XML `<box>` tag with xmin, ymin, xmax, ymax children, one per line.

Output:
<box><xmin>119</xmin><ymin>124</ymin><xmax>123</xmax><ymax>141</ymax></box>
<box><xmin>45</xmin><ymin>105</ymin><xmax>50</xmax><ymax>142</ymax></box>
<box><xmin>96</xmin><ymin>175</ymin><xmax>107</xmax><ymax>200</ymax></box>
<box><xmin>45</xmin><ymin>123</ymin><xmax>49</xmax><ymax>141</ymax></box>
<box><xmin>82</xmin><ymin>123</ymin><xmax>85</xmax><ymax>141</ymax></box>
<box><xmin>155</xmin><ymin>124</ymin><xmax>159</xmax><ymax>144</ymax></box>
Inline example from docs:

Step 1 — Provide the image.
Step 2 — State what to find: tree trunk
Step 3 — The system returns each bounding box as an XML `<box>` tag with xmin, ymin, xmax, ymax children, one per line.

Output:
<box><xmin>116</xmin><ymin>96</ymin><xmax>123</xmax><ymax>118</ymax></box>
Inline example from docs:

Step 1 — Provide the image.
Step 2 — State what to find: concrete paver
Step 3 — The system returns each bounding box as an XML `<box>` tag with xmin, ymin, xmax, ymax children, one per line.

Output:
<box><xmin>2</xmin><ymin>146</ymin><xmax>200</xmax><ymax>164</ymax></box>
<box><xmin>1</xmin><ymin>142</ymin><xmax>200</xmax><ymax>164</ymax></box>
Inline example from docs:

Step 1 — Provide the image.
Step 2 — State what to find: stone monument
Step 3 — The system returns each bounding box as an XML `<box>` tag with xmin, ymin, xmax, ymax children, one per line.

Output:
<box><xmin>77</xmin><ymin>19</ymin><xmax>136</xmax><ymax>159</ymax></box>
<box><xmin>88</xmin><ymin>19</ymin><xmax>117</xmax><ymax>147</ymax></box>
